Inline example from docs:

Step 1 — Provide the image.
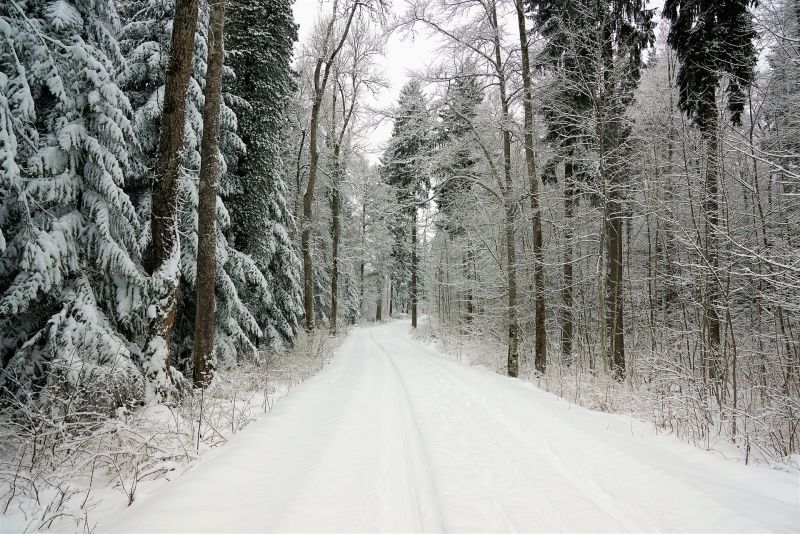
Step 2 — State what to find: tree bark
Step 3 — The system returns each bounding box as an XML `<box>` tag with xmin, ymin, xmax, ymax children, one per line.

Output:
<box><xmin>515</xmin><ymin>0</ymin><xmax>547</xmax><ymax>374</ymax></box>
<box><xmin>607</xmin><ymin>188</ymin><xmax>625</xmax><ymax>379</ymax></box>
<box><xmin>146</xmin><ymin>0</ymin><xmax>200</xmax><ymax>397</ymax></box>
<box><xmin>561</xmin><ymin>158</ymin><xmax>575</xmax><ymax>363</ymax></box>
<box><xmin>329</xmin><ymin>145</ymin><xmax>342</xmax><ymax>334</ymax></box>
<box><xmin>411</xmin><ymin>208</ymin><xmax>418</xmax><ymax>328</ymax></box>
<box><xmin>703</xmin><ymin>105</ymin><xmax>722</xmax><ymax>382</ymax></box>
<box><xmin>192</xmin><ymin>0</ymin><xmax>226</xmax><ymax>389</ymax></box>
<box><xmin>489</xmin><ymin>1</ymin><xmax>519</xmax><ymax>377</ymax></box>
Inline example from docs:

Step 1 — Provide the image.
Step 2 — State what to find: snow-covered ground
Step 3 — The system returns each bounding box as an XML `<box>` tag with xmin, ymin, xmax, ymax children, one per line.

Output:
<box><xmin>103</xmin><ymin>320</ymin><xmax>799</xmax><ymax>533</ymax></box>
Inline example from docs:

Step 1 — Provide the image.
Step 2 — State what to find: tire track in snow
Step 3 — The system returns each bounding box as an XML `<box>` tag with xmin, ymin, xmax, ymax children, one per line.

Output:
<box><xmin>366</xmin><ymin>330</ymin><xmax>445</xmax><ymax>533</ymax></box>
<box><xmin>372</xmin><ymin>330</ymin><xmax>638</xmax><ymax>532</ymax></box>
<box><xmin>385</xmin><ymin>324</ymin><xmax>788</xmax><ymax>533</ymax></box>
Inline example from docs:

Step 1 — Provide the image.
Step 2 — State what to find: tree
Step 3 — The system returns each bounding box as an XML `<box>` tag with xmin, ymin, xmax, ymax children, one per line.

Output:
<box><xmin>325</xmin><ymin>18</ymin><xmax>384</xmax><ymax>334</ymax></box>
<box><xmin>301</xmin><ymin>0</ymin><xmax>364</xmax><ymax>331</ymax></box>
<box><xmin>226</xmin><ymin>0</ymin><xmax>303</xmax><ymax>347</ymax></box>
<box><xmin>384</xmin><ymin>81</ymin><xmax>430</xmax><ymax>329</ymax></box>
<box><xmin>663</xmin><ymin>0</ymin><xmax>758</xmax><ymax>381</ymax></box>
<box><xmin>121</xmin><ymin>0</ymin><xmax>269</xmax><ymax>381</ymax></box>
<box><xmin>515</xmin><ymin>0</ymin><xmax>547</xmax><ymax>374</ymax></box>
<box><xmin>146</xmin><ymin>0</ymin><xmax>200</xmax><ymax>398</ymax></box>
<box><xmin>192</xmin><ymin>0</ymin><xmax>226</xmax><ymax>388</ymax></box>
<box><xmin>0</xmin><ymin>0</ymin><xmax>145</xmax><ymax>408</ymax></box>
<box><xmin>532</xmin><ymin>0</ymin><xmax>653</xmax><ymax>378</ymax></box>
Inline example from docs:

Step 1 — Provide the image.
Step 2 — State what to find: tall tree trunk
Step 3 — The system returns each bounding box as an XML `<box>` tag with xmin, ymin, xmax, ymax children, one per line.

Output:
<box><xmin>411</xmin><ymin>208</ymin><xmax>418</xmax><ymax>328</ymax></box>
<box><xmin>299</xmin><ymin>0</ymin><xmax>359</xmax><ymax>332</ymax></box>
<box><xmin>489</xmin><ymin>1</ymin><xmax>519</xmax><ymax>377</ymax></box>
<box><xmin>515</xmin><ymin>0</ymin><xmax>547</xmax><ymax>374</ymax></box>
<box><xmin>703</xmin><ymin>104</ymin><xmax>722</xmax><ymax>382</ymax></box>
<box><xmin>562</xmin><ymin>158</ymin><xmax>575</xmax><ymax>364</ymax></box>
<box><xmin>329</xmin><ymin>145</ymin><xmax>342</xmax><ymax>334</ymax></box>
<box><xmin>376</xmin><ymin>274</ymin><xmax>384</xmax><ymax>322</ymax></box>
<box><xmin>192</xmin><ymin>0</ymin><xmax>225</xmax><ymax>389</ymax></box>
<box><xmin>360</xmin><ymin>194</ymin><xmax>366</xmax><ymax>318</ymax></box>
<box><xmin>302</xmin><ymin>97</ymin><xmax>321</xmax><ymax>331</ymax></box>
<box><xmin>463</xmin><ymin>248</ymin><xmax>474</xmax><ymax>325</ymax></box>
<box><xmin>146</xmin><ymin>0</ymin><xmax>200</xmax><ymax>397</ymax></box>
<box><xmin>599</xmin><ymin>4</ymin><xmax>625</xmax><ymax>379</ymax></box>
<box><xmin>607</xmin><ymin>187</ymin><xmax>625</xmax><ymax>379</ymax></box>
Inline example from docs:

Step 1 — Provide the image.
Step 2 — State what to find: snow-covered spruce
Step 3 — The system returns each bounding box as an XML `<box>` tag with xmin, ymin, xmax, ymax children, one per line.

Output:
<box><xmin>0</xmin><ymin>0</ymin><xmax>145</xmax><ymax>410</ymax></box>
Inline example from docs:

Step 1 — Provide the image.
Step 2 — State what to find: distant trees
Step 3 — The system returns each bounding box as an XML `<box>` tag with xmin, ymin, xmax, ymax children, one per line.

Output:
<box><xmin>384</xmin><ymin>81</ymin><xmax>430</xmax><ymax>329</ymax></box>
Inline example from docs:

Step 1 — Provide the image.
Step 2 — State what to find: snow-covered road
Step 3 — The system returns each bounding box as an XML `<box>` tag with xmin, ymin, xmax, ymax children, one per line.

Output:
<box><xmin>107</xmin><ymin>321</ymin><xmax>799</xmax><ymax>533</ymax></box>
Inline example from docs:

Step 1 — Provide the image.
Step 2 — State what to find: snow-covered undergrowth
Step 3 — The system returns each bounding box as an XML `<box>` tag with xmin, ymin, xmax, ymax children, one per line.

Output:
<box><xmin>0</xmin><ymin>332</ymin><xmax>340</xmax><ymax>533</ymax></box>
<box><xmin>415</xmin><ymin>318</ymin><xmax>800</xmax><ymax>470</ymax></box>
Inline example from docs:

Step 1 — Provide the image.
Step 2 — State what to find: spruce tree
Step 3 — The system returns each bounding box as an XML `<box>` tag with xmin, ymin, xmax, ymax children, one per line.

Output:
<box><xmin>120</xmin><ymin>0</ymin><xmax>270</xmax><ymax>385</ymax></box>
<box><xmin>0</xmin><ymin>0</ymin><xmax>145</xmax><ymax>408</ymax></box>
<box><xmin>383</xmin><ymin>81</ymin><xmax>429</xmax><ymax>328</ymax></box>
<box><xmin>435</xmin><ymin>68</ymin><xmax>482</xmax><ymax>237</ymax></box>
<box><xmin>663</xmin><ymin>0</ymin><xmax>758</xmax><ymax>380</ymax></box>
<box><xmin>225</xmin><ymin>0</ymin><xmax>302</xmax><ymax>347</ymax></box>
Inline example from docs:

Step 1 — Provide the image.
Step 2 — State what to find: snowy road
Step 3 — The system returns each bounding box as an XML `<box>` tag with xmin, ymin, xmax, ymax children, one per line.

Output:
<box><xmin>107</xmin><ymin>321</ymin><xmax>799</xmax><ymax>533</ymax></box>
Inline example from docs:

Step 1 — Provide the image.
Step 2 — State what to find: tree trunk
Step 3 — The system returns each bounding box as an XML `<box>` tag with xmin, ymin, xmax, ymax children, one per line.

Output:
<box><xmin>463</xmin><ymin>248</ymin><xmax>474</xmax><ymax>325</ymax></box>
<box><xmin>301</xmin><ymin>96</ymin><xmax>321</xmax><ymax>332</ymax></box>
<box><xmin>146</xmin><ymin>0</ymin><xmax>200</xmax><ymax>397</ymax></box>
<box><xmin>607</xmin><ymin>190</ymin><xmax>625</xmax><ymax>379</ymax></box>
<box><xmin>703</xmin><ymin>105</ymin><xmax>722</xmax><ymax>382</ymax></box>
<box><xmin>329</xmin><ymin>145</ymin><xmax>342</xmax><ymax>335</ymax></box>
<box><xmin>489</xmin><ymin>1</ymin><xmax>519</xmax><ymax>378</ymax></box>
<box><xmin>192</xmin><ymin>0</ymin><xmax>225</xmax><ymax>389</ymax></box>
<box><xmin>515</xmin><ymin>0</ymin><xmax>547</xmax><ymax>374</ymax></box>
<box><xmin>360</xmin><ymin>195</ymin><xmax>366</xmax><ymax>318</ymax></box>
<box><xmin>411</xmin><ymin>208</ymin><xmax>418</xmax><ymax>328</ymax></box>
<box><xmin>562</xmin><ymin>158</ymin><xmax>575</xmax><ymax>364</ymax></box>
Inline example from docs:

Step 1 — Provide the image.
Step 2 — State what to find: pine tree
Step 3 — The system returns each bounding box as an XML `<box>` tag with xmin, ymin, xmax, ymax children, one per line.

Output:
<box><xmin>435</xmin><ymin>67</ymin><xmax>482</xmax><ymax>237</ymax></box>
<box><xmin>225</xmin><ymin>0</ymin><xmax>302</xmax><ymax>347</ymax></box>
<box><xmin>120</xmin><ymin>0</ymin><xmax>269</xmax><ymax>387</ymax></box>
<box><xmin>663</xmin><ymin>0</ymin><xmax>758</xmax><ymax>381</ymax></box>
<box><xmin>0</xmin><ymin>0</ymin><xmax>145</xmax><ymax>408</ymax></box>
<box><xmin>384</xmin><ymin>81</ymin><xmax>429</xmax><ymax>328</ymax></box>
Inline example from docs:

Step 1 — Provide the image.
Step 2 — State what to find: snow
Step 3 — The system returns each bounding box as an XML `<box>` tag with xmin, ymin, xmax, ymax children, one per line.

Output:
<box><xmin>104</xmin><ymin>320</ymin><xmax>799</xmax><ymax>533</ymax></box>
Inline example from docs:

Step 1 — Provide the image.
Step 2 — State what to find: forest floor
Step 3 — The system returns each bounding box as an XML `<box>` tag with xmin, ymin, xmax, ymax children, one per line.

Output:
<box><xmin>100</xmin><ymin>319</ymin><xmax>799</xmax><ymax>533</ymax></box>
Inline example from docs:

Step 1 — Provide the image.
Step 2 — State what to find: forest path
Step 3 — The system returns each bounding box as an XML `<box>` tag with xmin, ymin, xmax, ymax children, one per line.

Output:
<box><xmin>107</xmin><ymin>320</ymin><xmax>799</xmax><ymax>533</ymax></box>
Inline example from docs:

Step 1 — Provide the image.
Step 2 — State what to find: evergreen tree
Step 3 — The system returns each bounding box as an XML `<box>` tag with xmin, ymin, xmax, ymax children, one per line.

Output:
<box><xmin>383</xmin><ymin>80</ymin><xmax>429</xmax><ymax>327</ymax></box>
<box><xmin>0</xmin><ymin>0</ymin><xmax>145</xmax><ymax>408</ymax></box>
<box><xmin>120</xmin><ymin>0</ymin><xmax>268</xmax><ymax>384</ymax></box>
<box><xmin>435</xmin><ymin>68</ymin><xmax>482</xmax><ymax>237</ymax></box>
<box><xmin>225</xmin><ymin>0</ymin><xmax>302</xmax><ymax>347</ymax></box>
<box><xmin>531</xmin><ymin>0</ymin><xmax>654</xmax><ymax>377</ymax></box>
<box><xmin>663</xmin><ymin>0</ymin><xmax>758</xmax><ymax>379</ymax></box>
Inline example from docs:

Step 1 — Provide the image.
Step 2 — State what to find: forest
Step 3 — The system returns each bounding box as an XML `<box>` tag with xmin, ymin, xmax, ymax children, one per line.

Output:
<box><xmin>0</xmin><ymin>0</ymin><xmax>798</xmax><ymax>530</ymax></box>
